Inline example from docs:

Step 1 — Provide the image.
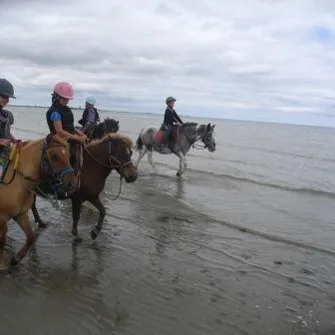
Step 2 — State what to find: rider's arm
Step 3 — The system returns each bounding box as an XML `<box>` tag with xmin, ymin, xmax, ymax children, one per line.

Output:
<box><xmin>75</xmin><ymin>128</ymin><xmax>85</xmax><ymax>136</ymax></box>
<box><xmin>50</xmin><ymin>112</ymin><xmax>81</xmax><ymax>141</ymax></box>
<box><xmin>172</xmin><ymin>111</ymin><xmax>184</xmax><ymax>125</ymax></box>
<box><xmin>7</xmin><ymin>110</ymin><xmax>15</xmax><ymax>140</ymax></box>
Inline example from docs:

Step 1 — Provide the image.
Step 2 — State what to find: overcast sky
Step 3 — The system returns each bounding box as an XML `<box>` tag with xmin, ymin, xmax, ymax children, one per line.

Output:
<box><xmin>1</xmin><ymin>0</ymin><xmax>335</xmax><ymax>126</ymax></box>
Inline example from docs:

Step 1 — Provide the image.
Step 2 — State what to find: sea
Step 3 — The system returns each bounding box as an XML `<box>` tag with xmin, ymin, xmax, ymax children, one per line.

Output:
<box><xmin>0</xmin><ymin>106</ymin><xmax>335</xmax><ymax>335</ymax></box>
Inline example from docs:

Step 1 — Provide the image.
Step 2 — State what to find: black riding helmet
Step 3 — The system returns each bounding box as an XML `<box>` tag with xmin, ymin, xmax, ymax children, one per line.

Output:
<box><xmin>0</xmin><ymin>78</ymin><xmax>16</xmax><ymax>98</ymax></box>
<box><xmin>165</xmin><ymin>96</ymin><xmax>176</xmax><ymax>105</ymax></box>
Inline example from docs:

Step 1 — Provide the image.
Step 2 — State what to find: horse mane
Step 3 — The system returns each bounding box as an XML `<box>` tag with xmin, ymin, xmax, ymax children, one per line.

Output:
<box><xmin>183</xmin><ymin>122</ymin><xmax>198</xmax><ymax>127</ymax></box>
<box><xmin>89</xmin><ymin>132</ymin><xmax>133</xmax><ymax>148</ymax></box>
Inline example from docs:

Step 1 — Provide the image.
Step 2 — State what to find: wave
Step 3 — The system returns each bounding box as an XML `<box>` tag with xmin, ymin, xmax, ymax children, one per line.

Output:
<box><xmin>209</xmin><ymin>216</ymin><xmax>335</xmax><ymax>257</ymax></box>
<box><xmin>147</xmin><ymin>161</ymin><xmax>335</xmax><ymax>199</ymax></box>
<box><xmin>186</xmin><ymin>167</ymin><xmax>335</xmax><ymax>199</ymax></box>
<box><xmin>226</xmin><ymin>142</ymin><xmax>335</xmax><ymax>164</ymax></box>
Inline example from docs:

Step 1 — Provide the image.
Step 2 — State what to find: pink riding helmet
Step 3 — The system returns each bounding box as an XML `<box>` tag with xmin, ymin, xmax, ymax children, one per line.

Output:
<box><xmin>53</xmin><ymin>82</ymin><xmax>74</xmax><ymax>100</ymax></box>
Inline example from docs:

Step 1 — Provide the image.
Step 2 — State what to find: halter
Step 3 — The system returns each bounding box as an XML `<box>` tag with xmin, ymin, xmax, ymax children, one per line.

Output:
<box><xmin>190</xmin><ymin>128</ymin><xmax>214</xmax><ymax>150</ymax></box>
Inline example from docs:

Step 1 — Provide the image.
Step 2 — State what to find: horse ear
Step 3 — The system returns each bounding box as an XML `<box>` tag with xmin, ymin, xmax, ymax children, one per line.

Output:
<box><xmin>206</xmin><ymin>123</ymin><xmax>211</xmax><ymax>131</ymax></box>
<box><xmin>117</xmin><ymin>121</ymin><xmax>119</xmax><ymax>124</ymax></box>
<box><xmin>212</xmin><ymin>124</ymin><xmax>215</xmax><ymax>129</ymax></box>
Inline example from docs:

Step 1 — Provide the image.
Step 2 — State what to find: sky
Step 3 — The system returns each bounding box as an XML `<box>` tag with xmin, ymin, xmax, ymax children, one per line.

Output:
<box><xmin>1</xmin><ymin>0</ymin><xmax>335</xmax><ymax>127</ymax></box>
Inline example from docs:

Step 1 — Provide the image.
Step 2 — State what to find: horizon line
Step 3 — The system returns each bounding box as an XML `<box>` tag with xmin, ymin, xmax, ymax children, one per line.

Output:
<box><xmin>7</xmin><ymin>104</ymin><xmax>335</xmax><ymax>130</ymax></box>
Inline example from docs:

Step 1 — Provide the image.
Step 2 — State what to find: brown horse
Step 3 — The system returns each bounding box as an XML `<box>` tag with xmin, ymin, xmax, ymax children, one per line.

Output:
<box><xmin>0</xmin><ymin>135</ymin><xmax>78</xmax><ymax>271</ymax></box>
<box><xmin>31</xmin><ymin>133</ymin><xmax>138</xmax><ymax>244</ymax></box>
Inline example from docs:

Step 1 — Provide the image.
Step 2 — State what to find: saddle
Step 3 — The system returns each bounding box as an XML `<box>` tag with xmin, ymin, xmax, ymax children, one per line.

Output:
<box><xmin>154</xmin><ymin>124</ymin><xmax>180</xmax><ymax>147</ymax></box>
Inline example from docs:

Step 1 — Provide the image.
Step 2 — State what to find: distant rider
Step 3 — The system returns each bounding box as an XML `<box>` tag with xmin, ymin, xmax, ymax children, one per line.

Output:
<box><xmin>79</xmin><ymin>96</ymin><xmax>100</xmax><ymax>134</ymax></box>
<box><xmin>162</xmin><ymin>96</ymin><xmax>184</xmax><ymax>149</ymax></box>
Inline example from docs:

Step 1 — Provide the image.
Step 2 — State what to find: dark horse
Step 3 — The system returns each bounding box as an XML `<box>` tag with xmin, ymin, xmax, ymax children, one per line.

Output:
<box><xmin>76</xmin><ymin>117</ymin><xmax>120</xmax><ymax>140</ymax></box>
<box><xmin>31</xmin><ymin>133</ymin><xmax>137</xmax><ymax>243</ymax></box>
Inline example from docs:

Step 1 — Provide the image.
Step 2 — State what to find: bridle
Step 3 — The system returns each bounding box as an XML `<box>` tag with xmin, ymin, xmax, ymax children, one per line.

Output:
<box><xmin>191</xmin><ymin>129</ymin><xmax>215</xmax><ymax>150</ymax></box>
<box><xmin>39</xmin><ymin>137</ymin><xmax>76</xmax><ymax>192</ymax></box>
<box><xmin>83</xmin><ymin>137</ymin><xmax>133</xmax><ymax>200</ymax></box>
<box><xmin>83</xmin><ymin>139</ymin><xmax>133</xmax><ymax>171</ymax></box>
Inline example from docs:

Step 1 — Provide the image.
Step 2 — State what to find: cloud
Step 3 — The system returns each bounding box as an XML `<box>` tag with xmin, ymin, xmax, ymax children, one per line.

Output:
<box><xmin>1</xmin><ymin>0</ymin><xmax>335</xmax><ymax>126</ymax></box>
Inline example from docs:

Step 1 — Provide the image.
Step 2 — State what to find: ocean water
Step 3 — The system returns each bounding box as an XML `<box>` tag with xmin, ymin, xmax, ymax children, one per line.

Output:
<box><xmin>1</xmin><ymin>105</ymin><xmax>335</xmax><ymax>335</ymax></box>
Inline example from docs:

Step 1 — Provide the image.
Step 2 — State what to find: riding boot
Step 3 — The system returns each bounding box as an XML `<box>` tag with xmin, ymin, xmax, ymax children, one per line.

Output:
<box><xmin>168</xmin><ymin>131</ymin><xmax>174</xmax><ymax>151</ymax></box>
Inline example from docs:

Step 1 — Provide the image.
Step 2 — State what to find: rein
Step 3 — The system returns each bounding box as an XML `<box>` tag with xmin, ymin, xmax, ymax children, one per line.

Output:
<box><xmin>83</xmin><ymin>138</ymin><xmax>132</xmax><ymax>200</ymax></box>
<box><xmin>192</xmin><ymin>142</ymin><xmax>207</xmax><ymax>150</ymax></box>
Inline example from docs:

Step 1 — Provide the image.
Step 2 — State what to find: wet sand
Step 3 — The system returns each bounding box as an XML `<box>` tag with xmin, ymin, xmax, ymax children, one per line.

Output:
<box><xmin>1</xmin><ymin>108</ymin><xmax>335</xmax><ymax>334</ymax></box>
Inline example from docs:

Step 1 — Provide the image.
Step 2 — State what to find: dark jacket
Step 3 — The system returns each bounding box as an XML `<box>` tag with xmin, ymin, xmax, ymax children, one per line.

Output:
<box><xmin>163</xmin><ymin>107</ymin><xmax>183</xmax><ymax>127</ymax></box>
<box><xmin>46</xmin><ymin>103</ymin><xmax>76</xmax><ymax>135</ymax></box>
<box><xmin>0</xmin><ymin>107</ymin><xmax>14</xmax><ymax>139</ymax></box>
<box><xmin>78</xmin><ymin>107</ymin><xmax>100</xmax><ymax>127</ymax></box>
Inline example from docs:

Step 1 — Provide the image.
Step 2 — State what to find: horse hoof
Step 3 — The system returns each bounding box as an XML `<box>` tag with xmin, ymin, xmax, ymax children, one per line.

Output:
<box><xmin>91</xmin><ymin>229</ymin><xmax>99</xmax><ymax>240</ymax></box>
<box><xmin>38</xmin><ymin>220</ymin><xmax>49</xmax><ymax>229</ymax></box>
<box><xmin>72</xmin><ymin>236</ymin><xmax>83</xmax><ymax>245</ymax></box>
<box><xmin>176</xmin><ymin>171</ymin><xmax>181</xmax><ymax>177</ymax></box>
<box><xmin>10</xmin><ymin>254</ymin><xmax>21</xmax><ymax>266</ymax></box>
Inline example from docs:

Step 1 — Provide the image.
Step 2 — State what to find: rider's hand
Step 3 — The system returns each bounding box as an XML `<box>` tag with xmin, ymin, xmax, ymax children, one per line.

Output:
<box><xmin>74</xmin><ymin>135</ymin><xmax>87</xmax><ymax>144</ymax></box>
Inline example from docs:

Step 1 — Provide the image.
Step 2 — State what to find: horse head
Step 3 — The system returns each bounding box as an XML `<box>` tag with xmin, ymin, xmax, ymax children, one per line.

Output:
<box><xmin>104</xmin><ymin>118</ymin><xmax>119</xmax><ymax>133</ymax></box>
<box><xmin>43</xmin><ymin>134</ymin><xmax>78</xmax><ymax>193</ymax></box>
<box><xmin>183</xmin><ymin>122</ymin><xmax>216</xmax><ymax>152</ymax></box>
<box><xmin>87</xmin><ymin>133</ymin><xmax>137</xmax><ymax>183</ymax></box>
<box><xmin>201</xmin><ymin>123</ymin><xmax>216</xmax><ymax>152</ymax></box>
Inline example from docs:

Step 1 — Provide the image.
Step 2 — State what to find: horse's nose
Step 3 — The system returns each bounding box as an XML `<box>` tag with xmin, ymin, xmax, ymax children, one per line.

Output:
<box><xmin>126</xmin><ymin>173</ymin><xmax>137</xmax><ymax>183</ymax></box>
<box><xmin>64</xmin><ymin>180</ymin><xmax>77</xmax><ymax>193</ymax></box>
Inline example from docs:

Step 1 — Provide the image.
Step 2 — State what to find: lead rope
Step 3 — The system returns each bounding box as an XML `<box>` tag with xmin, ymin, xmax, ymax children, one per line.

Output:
<box><xmin>106</xmin><ymin>176</ymin><xmax>123</xmax><ymax>201</ymax></box>
<box><xmin>35</xmin><ymin>185</ymin><xmax>60</xmax><ymax>209</ymax></box>
<box><xmin>192</xmin><ymin>143</ymin><xmax>206</xmax><ymax>150</ymax></box>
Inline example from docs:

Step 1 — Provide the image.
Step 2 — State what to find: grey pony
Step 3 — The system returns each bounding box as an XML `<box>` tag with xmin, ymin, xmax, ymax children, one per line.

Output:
<box><xmin>135</xmin><ymin>122</ymin><xmax>216</xmax><ymax>177</ymax></box>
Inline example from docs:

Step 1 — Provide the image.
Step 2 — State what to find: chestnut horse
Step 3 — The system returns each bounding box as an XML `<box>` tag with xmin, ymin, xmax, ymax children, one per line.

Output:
<box><xmin>0</xmin><ymin>135</ymin><xmax>78</xmax><ymax>271</ymax></box>
<box><xmin>31</xmin><ymin>133</ymin><xmax>138</xmax><ymax>244</ymax></box>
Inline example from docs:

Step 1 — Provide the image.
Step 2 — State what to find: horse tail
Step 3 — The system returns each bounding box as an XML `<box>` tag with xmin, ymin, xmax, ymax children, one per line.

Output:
<box><xmin>136</xmin><ymin>133</ymin><xmax>143</xmax><ymax>151</ymax></box>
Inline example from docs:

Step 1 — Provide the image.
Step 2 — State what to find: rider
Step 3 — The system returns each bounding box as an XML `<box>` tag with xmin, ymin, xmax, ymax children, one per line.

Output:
<box><xmin>0</xmin><ymin>78</ymin><xmax>16</xmax><ymax>177</ymax></box>
<box><xmin>78</xmin><ymin>96</ymin><xmax>100</xmax><ymax>134</ymax></box>
<box><xmin>46</xmin><ymin>82</ymin><xmax>87</xmax><ymax>171</ymax></box>
<box><xmin>162</xmin><ymin>96</ymin><xmax>184</xmax><ymax>149</ymax></box>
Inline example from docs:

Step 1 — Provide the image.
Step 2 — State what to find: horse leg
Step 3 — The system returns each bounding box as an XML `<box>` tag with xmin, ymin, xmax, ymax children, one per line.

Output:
<box><xmin>31</xmin><ymin>195</ymin><xmax>48</xmax><ymax>228</ymax></box>
<box><xmin>147</xmin><ymin>149</ymin><xmax>157</xmax><ymax>172</ymax></box>
<box><xmin>11</xmin><ymin>212</ymin><xmax>35</xmax><ymax>266</ymax></box>
<box><xmin>175</xmin><ymin>152</ymin><xmax>186</xmax><ymax>177</ymax></box>
<box><xmin>0</xmin><ymin>221</ymin><xmax>8</xmax><ymax>271</ymax></box>
<box><xmin>72</xmin><ymin>197</ymin><xmax>83</xmax><ymax>245</ymax></box>
<box><xmin>182</xmin><ymin>156</ymin><xmax>188</xmax><ymax>173</ymax></box>
<box><xmin>89</xmin><ymin>196</ymin><xmax>106</xmax><ymax>240</ymax></box>
<box><xmin>135</xmin><ymin>146</ymin><xmax>147</xmax><ymax>168</ymax></box>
